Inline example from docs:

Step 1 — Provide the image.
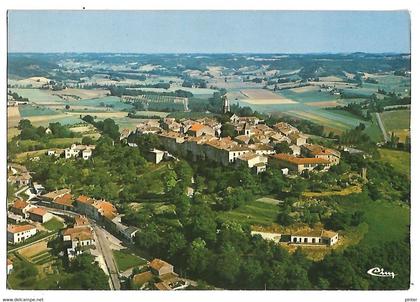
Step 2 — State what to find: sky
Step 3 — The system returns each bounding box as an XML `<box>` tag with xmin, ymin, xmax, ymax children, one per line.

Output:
<box><xmin>7</xmin><ymin>10</ymin><xmax>411</xmax><ymax>53</ymax></box>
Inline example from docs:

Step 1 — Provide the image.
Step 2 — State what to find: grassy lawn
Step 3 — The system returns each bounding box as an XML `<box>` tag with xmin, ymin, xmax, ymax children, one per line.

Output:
<box><xmin>8</xmin><ymin>127</ymin><xmax>20</xmax><ymax>141</ymax></box>
<box><xmin>218</xmin><ymin>200</ymin><xmax>279</xmax><ymax>226</ymax></box>
<box><xmin>303</xmin><ymin>185</ymin><xmax>362</xmax><ymax>198</ymax></box>
<box><xmin>378</xmin><ymin>148</ymin><xmax>410</xmax><ymax>178</ymax></box>
<box><xmin>42</xmin><ymin>218</ymin><xmax>65</xmax><ymax>232</ymax></box>
<box><xmin>48</xmin><ymin>137</ymin><xmax>82</xmax><ymax>145</ymax></box>
<box><xmin>113</xmin><ymin>249</ymin><xmax>147</xmax><ymax>272</ymax></box>
<box><xmin>339</xmin><ymin>198</ymin><xmax>409</xmax><ymax>247</ymax></box>
<box><xmin>380</xmin><ymin>109</ymin><xmax>410</xmax><ymax>141</ymax></box>
<box><xmin>380</xmin><ymin>109</ymin><xmax>410</xmax><ymax>131</ymax></box>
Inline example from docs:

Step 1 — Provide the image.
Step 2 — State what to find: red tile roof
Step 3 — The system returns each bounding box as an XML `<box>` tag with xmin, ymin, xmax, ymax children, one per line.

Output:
<box><xmin>54</xmin><ymin>194</ymin><xmax>74</xmax><ymax>207</ymax></box>
<box><xmin>76</xmin><ymin>195</ymin><xmax>94</xmax><ymax>205</ymax></box>
<box><xmin>12</xmin><ymin>199</ymin><xmax>28</xmax><ymax>209</ymax></box>
<box><xmin>189</xmin><ymin>123</ymin><xmax>204</xmax><ymax>132</ymax></box>
<box><xmin>63</xmin><ymin>226</ymin><xmax>93</xmax><ymax>241</ymax></box>
<box><xmin>150</xmin><ymin>258</ymin><xmax>172</xmax><ymax>271</ymax></box>
<box><xmin>27</xmin><ymin>207</ymin><xmax>48</xmax><ymax>216</ymax></box>
<box><xmin>7</xmin><ymin>224</ymin><xmax>36</xmax><ymax>233</ymax></box>
<box><xmin>271</xmin><ymin>153</ymin><xmax>331</xmax><ymax>165</ymax></box>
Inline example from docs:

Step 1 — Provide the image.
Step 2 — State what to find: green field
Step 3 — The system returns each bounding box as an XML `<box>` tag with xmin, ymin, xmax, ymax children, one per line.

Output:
<box><xmin>340</xmin><ymin>198</ymin><xmax>409</xmax><ymax>247</ymax></box>
<box><xmin>19</xmin><ymin>105</ymin><xmax>59</xmax><ymax>117</ymax></box>
<box><xmin>218</xmin><ymin>200</ymin><xmax>279</xmax><ymax>226</ymax></box>
<box><xmin>113</xmin><ymin>249</ymin><xmax>147</xmax><ymax>272</ymax></box>
<box><xmin>42</xmin><ymin>218</ymin><xmax>65</xmax><ymax>232</ymax></box>
<box><xmin>380</xmin><ymin>110</ymin><xmax>410</xmax><ymax>138</ymax></box>
<box><xmin>10</xmin><ymin>88</ymin><xmax>63</xmax><ymax>104</ymax></box>
<box><xmin>279</xmin><ymin>89</ymin><xmax>337</xmax><ymax>103</ymax></box>
<box><xmin>76</xmin><ymin>96</ymin><xmax>133</xmax><ymax>110</ymax></box>
<box><xmin>379</xmin><ymin>149</ymin><xmax>410</xmax><ymax>178</ymax></box>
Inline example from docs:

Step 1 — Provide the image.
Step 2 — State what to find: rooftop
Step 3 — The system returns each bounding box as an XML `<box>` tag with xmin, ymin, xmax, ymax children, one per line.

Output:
<box><xmin>292</xmin><ymin>228</ymin><xmax>338</xmax><ymax>238</ymax></box>
<box><xmin>189</xmin><ymin>123</ymin><xmax>205</xmax><ymax>132</ymax></box>
<box><xmin>303</xmin><ymin>144</ymin><xmax>340</xmax><ymax>157</ymax></box>
<box><xmin>7</xmin><ymin>224</ymin><xmax>36</xmax><ymax>233</ymax></box>
<box><xmin>132</xmin><ymin>271</ymin><xmax>154</xmax><ymax>286</ymax></box>
<box><xmin>63</xmin><ymin>226</ymin><xmax>93</xmax><ymax>241</ymax></box>
<box><xmin>150</xmin><ymin>258</ymin><xmax>172</xmax><ymax>271</ymax></box>
<box><xmin>74</xmin><ymin>215</ymin><xmax>89</xmax><ymax>227</ymax></box>
<box><xmin>42</xmin><ymin>188</ymin><xmax>71</xmax><ymax>200</ymax></box>
<box><xmin>11</xmin><ymin>199</ymin><xmax>28</xmax><ymax>210</ymax></box>
<box><xmin>54</xmin><ymin>194</ymin><xmax>74</xmax><ymax>207</ymax></box>
<box><xmin>270</xmin><ymin>153</ymin><xmax>331</xmax><ymax>165</ymax></box>
<box><xmin>76</xmin><ymin>195</ymin><xmax>95</xmax><ymax>205</ymax></box>
<box><xmin>27</xmin><ymin>207</ymin><xmax>48</xmax><ymax>216</ymax></box>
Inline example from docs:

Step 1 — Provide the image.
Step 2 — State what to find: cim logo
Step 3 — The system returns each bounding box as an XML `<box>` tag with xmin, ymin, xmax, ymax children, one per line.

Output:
<box><xmin>367</xmin><ymin>267</ymin><xmax>397</xmax><ymax>279</ymax></box>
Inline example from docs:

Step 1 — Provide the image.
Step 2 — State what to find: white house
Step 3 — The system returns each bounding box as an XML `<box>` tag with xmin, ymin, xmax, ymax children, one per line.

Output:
<box><xmin>63</xmin><ymin>226</ymin><xmax>95</xmax><ymax>259</ymax></box>
<box><xmin>7</xmin><ymin>224</ymin><xmax>37</xmax><ymax>244</ymax></box>
<box><xmin>27</xmin><ymin>207</ymin><xmax>53</xmax><ymax>223</ymax></box>
<box><xmin>290</xmin><ymin>229</ymin><xmax>339</xmax><ymax>246</ymax></box>
<box><xmin>65</xmin><ymin>144</ymin><xmax>95</xmax><ymax>160</ymax></box>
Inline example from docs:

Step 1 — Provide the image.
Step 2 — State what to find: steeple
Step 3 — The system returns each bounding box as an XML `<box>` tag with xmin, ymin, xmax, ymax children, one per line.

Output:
<box><xmin>222</xmin><ymin>94</ymin><xmax>230</xmax><ymax>114</ymax></box>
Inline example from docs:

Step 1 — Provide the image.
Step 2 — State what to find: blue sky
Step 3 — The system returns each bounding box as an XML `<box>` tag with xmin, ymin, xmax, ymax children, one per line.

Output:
<box><xmin>8</xmin><ymin>10</ymin><xmax>410</xmax><ymax>53</ymax></box>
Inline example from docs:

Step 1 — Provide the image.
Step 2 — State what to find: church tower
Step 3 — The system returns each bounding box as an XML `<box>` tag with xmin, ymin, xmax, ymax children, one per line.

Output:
<box><xmin>222</xmin><ymin>94</ymin><xmax>230</xmax><ymax>114</ymax></box>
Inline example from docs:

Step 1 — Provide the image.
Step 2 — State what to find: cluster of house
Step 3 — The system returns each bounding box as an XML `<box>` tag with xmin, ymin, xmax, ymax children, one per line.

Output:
<box><xmin>128</xmin><ymin>114</ymin><xmax>340</xmax><ymax>174</ymax></box>
<box><xmin>36</xmin><ymin>189</ymin><xmax>139</xmax><ymax>257</ymax></box>
<box><xmin>131</xmin><ymin>258</ymin><xmax>189</xmax><ymax>290</ymax></box>
<box><xmin>46</xmin><ymin>144</ymin><xmax>95</xmax><ymax>160</ymax></box>
<box><xmin>7</xmin><ymin>164</ymin><xmax>32</xmax><ymax>187</ymax></box>
<box><xmin>7</xmin><ymin>198</ymin><xmax>55</xmax><ymax>244</ymax></box>
<box><xmin>252</xmin><ymin>228</ymin><xmax>339</xmax><ymax>246</ymax></box>
<box><xmin>62</xmin><ymin>215</ymin><xmax>96</xmax><ymax>259</ymax></box>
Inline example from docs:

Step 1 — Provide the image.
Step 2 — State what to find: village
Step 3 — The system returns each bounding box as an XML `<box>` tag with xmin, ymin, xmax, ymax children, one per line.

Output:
<box><xmin>6</xmin><ymin>95</ymin><xmax>347</xmax><ymax>290</ymax></box>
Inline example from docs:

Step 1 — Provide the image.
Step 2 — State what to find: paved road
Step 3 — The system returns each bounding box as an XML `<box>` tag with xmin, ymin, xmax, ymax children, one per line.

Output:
<box><xmin>14</xmin><ymin>185</ymin><xmax>29</xmax><ymax>201</ymax></box>
<box><xmin>376</xmin><ymin>112</ymin><xmax>389</xmax><ymax>142</ymax></box>
<box><xmin>93</xmin><ymin>225</ymin><xmax>121</xmax><ymax>290</ymax></box>
<box><xmin>35</xmin><ymin>204</ymin><xmax>121</xmax><ymax>290</ymax></box>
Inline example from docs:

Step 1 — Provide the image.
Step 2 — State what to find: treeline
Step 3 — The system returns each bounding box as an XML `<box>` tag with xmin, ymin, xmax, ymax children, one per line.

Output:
<box><xmin>82</xmin><ymin>115</ymin><xmax>120</xmax><ymax>140</ymax></box>
<box><xmin>8</xmin><ymin>91</ymin><xmax>29</xmax><ymax>102</ymax></box>
<box><xmin>127</xmin><ymin>184</ymin><xmax>409</xmax><ymax>290</ymax></box>
<box><xmin>109</xmin><ymin>86</ymin><xmax>193</xmax><ymax>98</ymax></box>
<box><xmin>18</xmin><ymin>119</ymin><xmax>79</xmax><ymax>141</ymax></box>
<box><xmin>329</xmin><ymin>94</ymin><xmax>410</xmax><ymax>121</ymax></box>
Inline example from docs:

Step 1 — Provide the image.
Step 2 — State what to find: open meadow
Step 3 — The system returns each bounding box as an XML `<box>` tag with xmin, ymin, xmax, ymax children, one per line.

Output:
<box><xmin>380</xmin><ymin>109</ymin><xmax>410</xmax><ymax>141</ymax></box>
<box><xmin>240</xmin><ymin>89</ymin><xmax>297</xmax><ymax>105</ymax></box>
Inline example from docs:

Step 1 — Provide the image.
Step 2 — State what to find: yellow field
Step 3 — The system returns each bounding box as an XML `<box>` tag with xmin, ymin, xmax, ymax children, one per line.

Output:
<box><xmin>19</xmin><ymin>241</ymin><xmax>49</xmax><ymax>258</ymax></box>
<box><xmin>289</xmin><ymin>86</ymin><xmax>319</xmax><ymax>93</ymax></box>
<box><xmin>391</xmin><ymin>129</ymin><xmax>410</xmax><ymax>141</ymax></box>
<box><xmin>7</xmin><ymin>127</ymin><xmax>20</xmax><ymax>141</ymax></box>
<box><xmin>305</xmin><ymin>101</ymin><xmax>340</xmax><ymax>107</ymax></box>
<box><xmin>318</xmin><ymin>76</ymin><xmax>344</xmax><ymax>82</ymax></box>
<box><xmin>67</xmin><ymin>111</ymin><xmax>128</xmax><ymax>118</ymax></box>
<box><xmin>240</xmin><ymin>89</ymin><xmax>297</xmax><ymax>105</ymax></box>
<box><xmin>52</xmin><ymin>88</ymin><xmax>109</xmax><ymax>100</ymax></box>
<box><xmin>287</xmin><ymin>110</ymin><xmax>348</xmax><ymax>131</ymax></box>
<box><xmin>26</xmin><ymin>114</ymin><xmax>69</xmax><ymax>124</ymax></box>
<box><xmin>7</xmin><ymin>107</ymin><xmax>21</xmax><ymax>127</ymax></box>
<box><xmin>303</xmin><ymin>185</ymin><xmax>362</xmax><ymax>198</ymax></box>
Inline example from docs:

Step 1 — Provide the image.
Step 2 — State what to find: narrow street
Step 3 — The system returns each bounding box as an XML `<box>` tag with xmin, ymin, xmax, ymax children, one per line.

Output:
<box><xmin>34</xmin><ymin>204</ymin><xmax>122</xmax><ymax>290</ymax></box>
<box><xmin>92</xmin><ymin>224</ymin><xmax>121</xmax><ymax>290</ymax></box>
